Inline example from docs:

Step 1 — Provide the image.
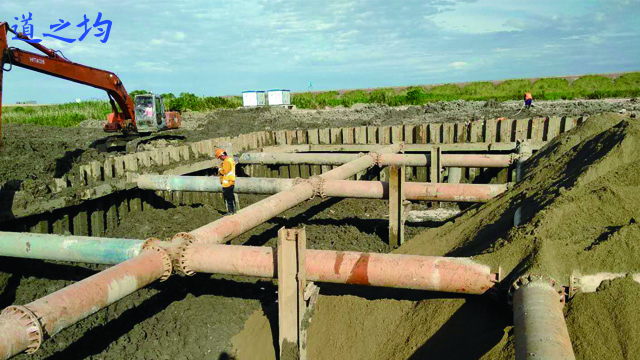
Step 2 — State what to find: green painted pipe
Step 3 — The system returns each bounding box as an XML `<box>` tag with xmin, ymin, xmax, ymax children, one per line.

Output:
<box><xmin>0</xmin><ymin>232</ymin><xmax>144</xmax><ymax>265</ymax></box>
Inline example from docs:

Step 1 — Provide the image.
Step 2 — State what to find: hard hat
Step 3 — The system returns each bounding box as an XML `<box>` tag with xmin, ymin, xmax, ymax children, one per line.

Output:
<box><xmin>215</xmin><ymin>148</ymin><xmax>225</xmax><ymax>158</ymax></box>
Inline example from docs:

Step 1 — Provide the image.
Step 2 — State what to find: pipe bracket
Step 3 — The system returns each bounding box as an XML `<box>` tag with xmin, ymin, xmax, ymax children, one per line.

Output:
<box><xmin>173</xmin><ymin>232</ymin><xmax>197</xmax><ymax>276</ymax></box>
<box><xmin>508</xmin><ymin>274</ymin><xmax>566</xmax><ymax>306</ymax></box>
<box><xmin>1</xmin><ymin>305</ymin><xmax>43</xmax><ymax>354</ymax></box>
<box><xmin>142</xmin><ymin>239</ymin><xmax>172</xmax><ymax>282</ymax></box>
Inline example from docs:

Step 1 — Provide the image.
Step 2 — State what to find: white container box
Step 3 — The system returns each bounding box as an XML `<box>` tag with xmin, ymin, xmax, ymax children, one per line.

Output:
<box><xmin>267</xmin><ymin>89</ymin><xmax>291</xmax><ymax>106</ymax></box>
<box><xmin>242</xmin><ymin>91</ymin><xmax>266</xmax><ymax>107</ymax></box>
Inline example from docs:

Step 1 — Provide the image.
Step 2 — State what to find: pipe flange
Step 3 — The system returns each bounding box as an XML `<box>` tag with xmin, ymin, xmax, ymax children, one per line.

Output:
<box><xmin>292</xmin><ymin>177</ymin><xmax>308</xmax><ymax>186</ymax></box>
<box><xmin>507</xmin><ymin>274</ymin><xmax>566</xmax><ymax>306</ymax></box>
<box><xmin>173</xmin><ymin>232</ymin><xmax>197</xmax><ymax>276</ymax></box>
<box><xmin>141</xmin><ymin>237</ymin><xmax>162</xmax><ymax>250</ymax></box>
<box><xmin>1</xmin><ymin>305</ymin><xmax>43</xmax><ymax>354</ymax></box>
<box><xmin>143</xmin><ymin>245</ymin><xmax>172</xmax><ymax>282</ymax></box>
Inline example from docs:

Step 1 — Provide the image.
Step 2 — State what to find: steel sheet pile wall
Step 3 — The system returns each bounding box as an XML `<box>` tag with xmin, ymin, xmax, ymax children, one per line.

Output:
<box><xmin>0</xmin><ymin>116</ymin><xmax>583</xmax><ymax>237</ymax></box>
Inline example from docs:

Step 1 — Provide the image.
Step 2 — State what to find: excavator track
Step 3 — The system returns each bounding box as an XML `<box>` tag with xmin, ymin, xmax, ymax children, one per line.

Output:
<box><xmin>90</xmin><ymin>132</ymin><xmax>186</xmax><ymax>154</ymax></box>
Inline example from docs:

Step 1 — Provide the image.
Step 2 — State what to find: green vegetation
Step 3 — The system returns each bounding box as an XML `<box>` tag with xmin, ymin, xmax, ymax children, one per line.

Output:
<box><xmin>290</xmin><ymin>72</ymin><xmax>640</xmax><ymax>109</ymax></box>
<box><xmin>1</xmin><ymin>101</ymin><xmax>112</xmax><ymax>127</ymax></box>
<box><xmin>2</xmin><ymin>72</ymin><xmax>638</xmax><ymax>127</ymax></box>
<box><xmin>1</xmin><ymin>93</ymin><xmax>241</xmax><ymax>127</ymax></box>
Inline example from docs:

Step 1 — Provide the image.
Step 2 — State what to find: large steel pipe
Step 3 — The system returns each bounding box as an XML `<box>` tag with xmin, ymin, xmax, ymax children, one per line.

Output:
<box><xmin>512</xmin><ymin>278</ymin><xmax>575</xmax><ymax>360</ymax></box>
<box><xmin>184</xmin><ymin>243</ymin><xmax>497</xmax><ymax>294</ymax></box>
<box><xmin>0</xmin><ymin>232</ymin><xmax>144</xmax><ymax>264</ymax></box>
<box><xmin>187</xmin><ymin>144</ymin><xmax>401</xmax><ymax>243</ymax></box>
<box><xmin>137</xmin><ymin>175</ymin><xmax>507</xmax><ymax>203</ymax></box>
<box><xmin>238</xmin><ymin>152</ymin><xmax>513</xmax><ymax>168</ymax></box>
<box><xmin>137</xmin><ymin>175</ymin><xmax>296</xmax><ymax>194</ymax></box>
<box><xmin>0</xmin><ymin>250</ymin><xmax>166</xmax><ymax>359</ymax></box>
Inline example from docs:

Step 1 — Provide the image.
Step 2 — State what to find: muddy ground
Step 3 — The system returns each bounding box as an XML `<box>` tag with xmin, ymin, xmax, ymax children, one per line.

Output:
<box><xmin>232</xmin><ymin>112</ymin><xmax>640</xmax><ymax>359</ymax></box>
<box><xmin>1</xmin><ymin>193</ymin><xmax>427</xmax><ymax>359</ymax></box>
<box><xmin>1</xmin><ymin>103</ymin><xmax>639</xmax><ymax>359</ymax></box>
<box><xmin>1</xmin><ymin>98</ymin><xmax>639</xmax><ymax>195</ymax></box>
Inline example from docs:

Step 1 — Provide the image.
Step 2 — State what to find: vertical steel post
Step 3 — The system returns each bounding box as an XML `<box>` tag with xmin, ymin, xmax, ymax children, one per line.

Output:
<box><xmin>389</xmin><ymin>165</ymin><xmax>405</xmax><ymax>248</ymax></box>
<box><xmin>514</xmin><ymin>142</ymin><xmax>532</xmax><ymax>226</ymax></box>
<box><xmin>430</xmin><ymin>146</ymin><xmax>441</xmax><ymax>183</ymax></box>
<box><xmin>277</xmin><ymin>227</ymin><xmax>307</xmax><ymax>360</ymax></box>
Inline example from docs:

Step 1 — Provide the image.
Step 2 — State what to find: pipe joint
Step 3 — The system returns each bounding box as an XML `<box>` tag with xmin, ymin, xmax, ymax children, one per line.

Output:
<box><xmin>508</xmin><ymin>274</ymin><xmax>566</xmax><ymax>306</ymax></box>
<box><xmin>173</xmin><ymin>232</ymin><xmax>198</xmax><ymax>276</ymax></box>
<box><xmin>309</xmin><ymin>176</ymin><xmax>326</xmax><ymax>199</ymax></box>
<box><xmin>141</xmin><ymin>240</ymin><xmax>172</xmax><ymax>282</ymax></box>
<box><xmin>1</xmin><ymin>305</ymin><xmax>43</xmax><ymax>354</ymax></box>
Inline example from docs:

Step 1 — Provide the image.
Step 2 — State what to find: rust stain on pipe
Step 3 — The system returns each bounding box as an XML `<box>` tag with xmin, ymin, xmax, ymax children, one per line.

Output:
<box><xmin>0</xmin><ymin>250</ymin><xmax>167</xmax><ymax>359</ymax></box>
<box><xmin>184</xmin><ymin>244</ymin><xmax>496</xmax><ymax>294</ymax></box>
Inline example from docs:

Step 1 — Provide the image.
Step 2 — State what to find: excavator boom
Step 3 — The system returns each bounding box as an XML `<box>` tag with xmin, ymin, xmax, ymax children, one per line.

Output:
<box><xmin>0</xmin><ymin>21</ymin><xmax>138</xmax><ymax>143</ymax></box>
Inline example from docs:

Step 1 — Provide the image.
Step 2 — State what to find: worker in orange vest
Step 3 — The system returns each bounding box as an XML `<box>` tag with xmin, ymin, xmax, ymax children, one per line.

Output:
<box><xmin>524</xmin><ymin>92</ymin><xmax>533</xmax><ymax>109</ymax></box>
<box><xmin>215</xmin><ymin>148</ymin><xmax>236</xmax><ymax>214</ymax></box>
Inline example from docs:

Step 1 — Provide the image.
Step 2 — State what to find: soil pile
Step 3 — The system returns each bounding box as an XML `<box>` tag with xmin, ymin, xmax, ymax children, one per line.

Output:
<box><xmin>232</xmin><ymin>113</ymin><xmax>640</xmax><ymax>359</ymax></box>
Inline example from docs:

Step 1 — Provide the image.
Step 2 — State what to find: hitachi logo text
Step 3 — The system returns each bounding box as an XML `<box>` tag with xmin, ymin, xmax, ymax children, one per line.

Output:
<box><xmin>29</xmin><ymin>57</ymin><xmax>45</xmax><ymax>65</ymax></box>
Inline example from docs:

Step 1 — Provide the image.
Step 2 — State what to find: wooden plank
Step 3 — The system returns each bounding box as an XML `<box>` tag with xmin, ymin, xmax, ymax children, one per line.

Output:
<box><xmin>389</xmin><ymin>166</ymin><xmax>405</xmax><ymax>248</ymax></box>
<box><xmin>277</xmin><ymin>227</ymin><xmax>306</xmax><ymax>359</ymax></box>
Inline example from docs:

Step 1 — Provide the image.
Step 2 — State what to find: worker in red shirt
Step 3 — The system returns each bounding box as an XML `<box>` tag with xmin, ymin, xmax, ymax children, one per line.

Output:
<box><xmin>215</xmin><ymin>148</ymin><xmax>236</xmax><ymax>214</ymax></box>
<box><xmin>524</xmin><ymin>92</ymin><xmax>533</xmax><ymax>109</ymax></box>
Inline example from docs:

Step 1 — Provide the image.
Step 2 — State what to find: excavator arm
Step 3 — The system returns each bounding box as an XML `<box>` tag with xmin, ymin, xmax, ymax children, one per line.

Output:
<box><xmin>0</xmin><ymin>21</ymin><xmax>137</xmax><ymax>144</ymax></box>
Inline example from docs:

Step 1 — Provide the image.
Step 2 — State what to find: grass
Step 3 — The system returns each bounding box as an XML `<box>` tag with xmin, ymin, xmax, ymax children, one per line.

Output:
<box><xmin>290</xmin><ymin>72</ymin><xmax>640</xmax><ymax>109</ymax></box>
<box><xmin>1</xmin><ymin>101</ymin><xmax>112</xmax><ymax>127</ymax></box>
<box><xmin>1</xmin><ymin>93</ymin><xmax>242</xmax><ymax>127</ymax></box>
<box><xmin>2</xmin><ymin>72</ymin><xmax>639</xmax><ymax>127</ymax></box>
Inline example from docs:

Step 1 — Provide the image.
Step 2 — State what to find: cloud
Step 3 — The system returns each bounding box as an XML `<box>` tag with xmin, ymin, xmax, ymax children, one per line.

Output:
<box><xmin>449</xmin><ymin>61</ymin><xmax>468</xmax><ymax>69</ymax></box>
<box><xmin>174</xmin><ymin>31</ymin><xmax>186</xmax><ymax>40</ymax></box>
<box><xmin>134</xmin><ymin>61</ymin><xmax>173</xmax><ymax>73</ymax></box>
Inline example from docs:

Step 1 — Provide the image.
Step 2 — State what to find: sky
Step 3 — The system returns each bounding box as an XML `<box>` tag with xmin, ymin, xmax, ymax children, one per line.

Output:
<box><xmin>1</xmin><ymin>0</ymin><xmax>639</xmax><ymax>104</ymax></box>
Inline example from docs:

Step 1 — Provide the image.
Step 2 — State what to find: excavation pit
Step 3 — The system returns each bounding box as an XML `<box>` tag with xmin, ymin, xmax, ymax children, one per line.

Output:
<box><xmin>0</xmin><ymin>111</ymin><xmax>639</xmax><ymax>360</ymax></box>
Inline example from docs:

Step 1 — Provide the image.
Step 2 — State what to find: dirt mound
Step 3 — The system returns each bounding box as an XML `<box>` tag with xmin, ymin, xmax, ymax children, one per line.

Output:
<box><xmin>232</xmin><ymin>113</ymin><xmax>640</xmax><ymax>359</ymax></box>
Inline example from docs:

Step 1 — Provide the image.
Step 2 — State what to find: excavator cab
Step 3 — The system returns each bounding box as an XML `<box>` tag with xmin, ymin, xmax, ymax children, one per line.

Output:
<box><xmin>133</xmin><ymin>94</ymin><xmax>181</xmax><ymax>133</ymax></box>
<box><xmin>134</xmin><ymin>94</ymin><xmax>165</xmax><ymax>133</ymax></box>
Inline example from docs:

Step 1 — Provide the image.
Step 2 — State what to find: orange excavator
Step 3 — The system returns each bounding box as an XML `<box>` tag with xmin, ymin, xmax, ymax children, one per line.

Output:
<box><xmin>0</xmin><ymin>22</ymin><xmax>181</xmax><ymax>150</ymax></box>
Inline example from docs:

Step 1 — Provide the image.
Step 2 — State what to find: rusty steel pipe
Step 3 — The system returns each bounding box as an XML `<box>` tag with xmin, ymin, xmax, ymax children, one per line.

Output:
<box><xmin>183</xmin><ymin>243</ymin><xmax>497</xmax><ymax>294</ymax></box>
<box><xmin>187</xmin><ymin>144</ymin><xmax>401</xmax><ymax>244</ymax></box>
<box><xmin>512</xmin><ymin>278</ymin><xmax>575</xmax><ymax>360</ymax></box>
<box><xmin>0</xmin><ymin>250</ymin><xmax>167</xmax><ymax>359</ymax></box>
<box><xmin>238</xmin><ymin>152</ymin><xmax>513</xmax><ymax>168</ymax></box>
<box><xmin>138</xmin><ymin>175</ymin><xmax>507</xmax><ymax>203</ymax></box>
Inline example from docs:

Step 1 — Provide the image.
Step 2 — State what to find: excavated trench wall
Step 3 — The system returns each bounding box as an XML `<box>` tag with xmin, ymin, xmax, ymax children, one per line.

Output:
<box><xmin>0</xmin><ymin>116</ymin><xmax>583</xmax><ymax>236</ymax></box>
